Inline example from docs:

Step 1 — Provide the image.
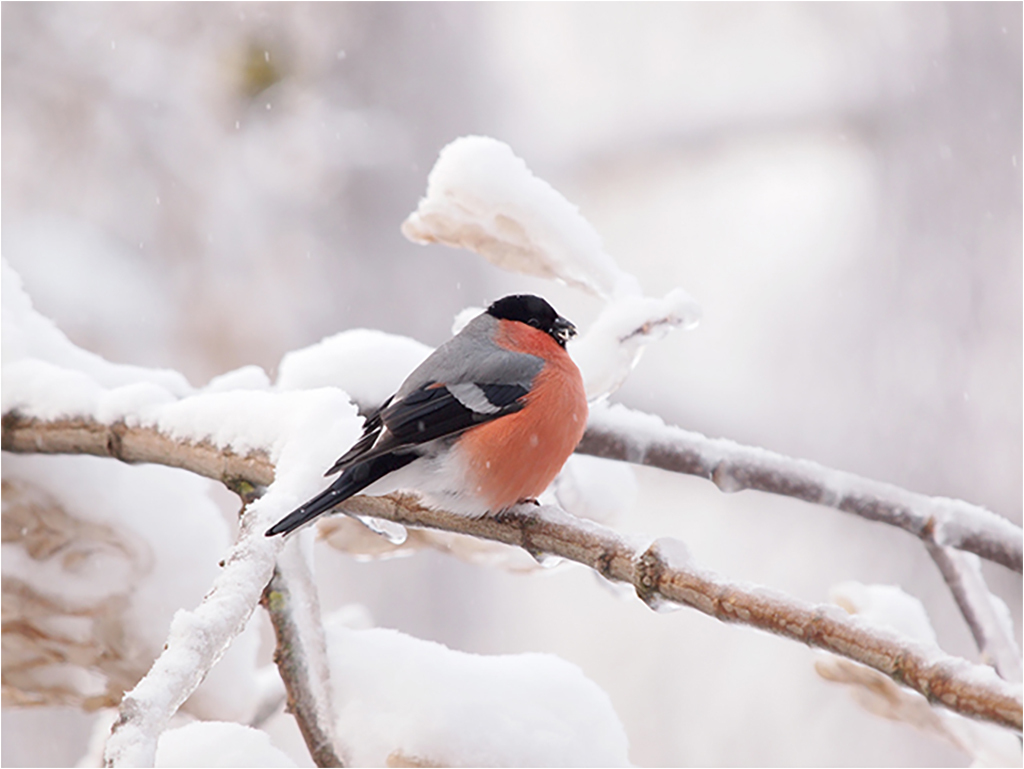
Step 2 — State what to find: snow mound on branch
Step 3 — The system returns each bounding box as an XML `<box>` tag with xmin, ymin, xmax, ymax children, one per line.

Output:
<box><xmin>325</xmin><ymin>613</ymin><xmax>631</xmax><ymax>767</ymax></box>
<box><xmin>829</xmin><ymin>581</ymin><xmax>938</xmax><ymax>646</ymax></box>
<box><xmin>571</xmin><ymin>288</ymin><xmax>701</xmax><ymax>400</ymax></box>
<box><xmin>2</xmin><ymin>258</ymin><xmax>192</xmax><ymax>404</ymax></box>
<box><xmin>155</xmin><ymin>721</ymin><xmax>295</xmax><ymax>768</ymax></box>
<box><xmin>275</xmin><ymin>328</ymin><xmax>432</xmax><ymax>408</ymax></box>
<box><xmin>555</xmin><ymin>453</ymin><xmax>638</xmax><ymax>525</ymax></box>
<box><xmin>402</xmin><ymin>135</ymin><xmax>639</xmax><ymax>299</ymax></box>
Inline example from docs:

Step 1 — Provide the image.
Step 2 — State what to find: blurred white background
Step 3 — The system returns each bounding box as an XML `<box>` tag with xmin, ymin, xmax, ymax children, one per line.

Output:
<box><xmin>2</xmin><ymin>3</ymin><xmax>1020</xmax><ymax>766</ymax></box>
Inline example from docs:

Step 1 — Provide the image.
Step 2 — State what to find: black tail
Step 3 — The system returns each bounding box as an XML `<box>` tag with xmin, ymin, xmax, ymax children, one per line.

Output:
<box><xmin>265</xmin><ymin>453</ymin><xmax>418</xmax><ymax>536</ymax></box>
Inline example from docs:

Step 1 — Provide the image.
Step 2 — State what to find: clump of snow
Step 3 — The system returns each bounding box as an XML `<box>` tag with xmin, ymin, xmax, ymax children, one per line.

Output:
<box><xmin>2</xmin><ymin>258</ymin><xmax>192</xmax><ymax>397</ymax></box>
<box><xmin>203</xmin><ymin>365</ymin><xmax>272</xmax><ymax>393</ymax></box>
<box><xmin>275</xmin><ymin>328</ymin><xmax>432</xmax><ymax>408</ymax></box>
<box><xmin>402</xmin><ymin>135</ymin><xmax>640</xmax><ymax>299</ymax></box>
<box><xmin>154</xmin><ymin>721</ymin><xmax>296</xmax><ymax>768</ymax></box>
<box><xmin>570</xmin><ymin>287</ymin><xmax>701</xmax><ymax>400</ymax></box>
<box><xmin>451</xmin><ymin>305</ymin><xmax>485</xmax><ymax>335</ymax></box>
<box><xmin>554</xmin><ymin>454</ymin><xmax>638</xmax><ymax>525</ymax></box>
<box><xmin>829</xmin><ymin>581</ymin><xmax>938</xmax><ymax>646</ymax></box>
<box><xmin>324</xmin><ymin>611</ymin><xmax>631</xmax><ymax>767</ymax></box>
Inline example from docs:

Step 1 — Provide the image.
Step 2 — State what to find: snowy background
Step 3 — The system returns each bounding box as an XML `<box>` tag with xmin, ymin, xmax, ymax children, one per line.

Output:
<box><xmin>2</xmin><ymin>3</ymin><xmax>1020</xmax><ymax>766</ymax></box>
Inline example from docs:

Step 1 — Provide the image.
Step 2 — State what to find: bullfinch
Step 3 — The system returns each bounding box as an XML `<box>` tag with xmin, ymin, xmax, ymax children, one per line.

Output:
<box><xmin>266</xmin><ymin>294</ymin><xmax>588</xmax><ymax>536</ymax></box>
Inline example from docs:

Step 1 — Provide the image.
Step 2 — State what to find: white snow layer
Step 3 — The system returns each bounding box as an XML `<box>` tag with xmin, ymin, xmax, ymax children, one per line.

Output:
<box><xmin>323</xmin><ymin>611</ymin><xmax>631</xmax><ymax>767</ymax></box>
<box><xmin>155</xmin><ymin>721</ymin><xmax>296</xmax><ymax>768</ymax></box>
<box><xmin>570</xmin><ymin>288</ymin><xmax>701</xmax><ymax>400</ymax></box>
<box><xmin>829</xmin><ymin>581</ymin><xmax>939</xmax><ymax>647</ymax></box>
<box><xmin>402</xmin><ymin>135</ymin><xmax>640</xmax><ymax>299</ymax></box>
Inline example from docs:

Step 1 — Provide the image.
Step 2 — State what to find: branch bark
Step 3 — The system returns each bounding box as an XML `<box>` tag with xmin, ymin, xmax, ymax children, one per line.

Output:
<box><xmin>341</xmin><ymin>494</ymin><xmax>1022</xmax><ymax>732</ymax></box>
<box><xmin>578</xmin><ymin>403</ymin><xmax>1023</xmax><ymax>573</ymax></box>
<box><xmin>261</xmin><ymin>552</ymin><xmax>345</xmax><ymax>767</ymax></box>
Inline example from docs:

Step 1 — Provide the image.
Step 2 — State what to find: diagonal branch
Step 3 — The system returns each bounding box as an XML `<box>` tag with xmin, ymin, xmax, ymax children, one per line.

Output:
<box><xmin>577</xmin><ymin>403</ymin><xmax>1023</xmax><ymax>573</ymax></box>
<box><xmin>261</xmin><ymin>552</ymin><xmax>345</xmax><ymax>767</ymax></box>
<box><xmin>341</xmin><ymin>494</ymin><xmax>1023</xmax><ymax>732</ymax></box>
<box><xmin>103</xmin><ymin>502</ymin><xmax>282</xmax><ymax>766</ymax></box>
<box><xmin>926</xmin><ymin>544</ymin><xmax>1023</xmax><ymax>683</ymax></box>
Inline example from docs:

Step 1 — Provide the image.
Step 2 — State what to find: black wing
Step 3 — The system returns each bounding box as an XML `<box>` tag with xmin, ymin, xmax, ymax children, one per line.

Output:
<box><xmin>324</xmin><ymin>382</ymin><xmax>529</xmax><ymax>476</ymax></box>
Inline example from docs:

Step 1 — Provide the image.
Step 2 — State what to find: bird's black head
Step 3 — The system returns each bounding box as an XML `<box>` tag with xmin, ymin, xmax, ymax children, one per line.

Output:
<box><xmin>486</xmin><ymin>294</ymin><xmax>576</xmax><ymax>347</ymax></box>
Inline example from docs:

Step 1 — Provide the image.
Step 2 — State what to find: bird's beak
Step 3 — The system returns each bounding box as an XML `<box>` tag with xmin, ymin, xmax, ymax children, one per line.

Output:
<box><xmin>552</xmin><ymin>315</ymin><xmax>577</xmax><ymax>345</ymax></box>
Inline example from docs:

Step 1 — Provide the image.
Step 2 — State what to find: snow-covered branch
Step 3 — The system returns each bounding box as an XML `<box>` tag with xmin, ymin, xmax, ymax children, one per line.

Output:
<box><xmin>579</xmin><ymin>402</ymin><xmax>1023</xmax><ymax>573</ymax></box>
<box><xmin>0</xmin><ymin>412</ymin><xmax>274</xmax><ymax>499</ymax></box>
<box><xmin>925</xmin><ymin>544</ymin><xmax>1023</xmax><ymax>683</ymax></box>
<box><xmin>102</xmin><ymin>503</ymin><xmax>284</xmax><ymax>767</ymax></box>
<box><xmin>9</xmin><ymin>412</ymin><xmax>1014</xmax><ymax>732</ymax></box>
<box><xmin>340</xmin><ymin>494</ymin><xmax>1022</xmax><ymax>733</ymax></box>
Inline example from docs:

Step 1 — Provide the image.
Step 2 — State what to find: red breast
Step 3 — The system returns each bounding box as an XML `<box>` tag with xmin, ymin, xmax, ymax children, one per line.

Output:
<box><xmin>457</xmin><ymin>319</ymin><xmax>588</xmax><ymax>511</ymax></box>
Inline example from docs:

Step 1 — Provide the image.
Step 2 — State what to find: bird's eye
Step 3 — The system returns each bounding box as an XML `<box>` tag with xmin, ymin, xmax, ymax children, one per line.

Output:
<box><xmin>528</xmin><ymin>319</ymin><xmax>541</xmax><ymax>328</ymax></box>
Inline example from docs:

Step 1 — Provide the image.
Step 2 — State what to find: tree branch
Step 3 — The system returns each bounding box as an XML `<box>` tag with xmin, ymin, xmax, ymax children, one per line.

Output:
<box><xmin>926</xmin><ymin>544</ymin><xmax>1023</xmax><ymax>683</ymax></box>
<box><xmin>0</xmin><ymin>412</ymin><xmax>274</xmax><ymax>500</ymax></box>
<box><xmin>578</xmin><ymin>403</ymin><xmax>1023</xmax><ymax>573</ymax></box>
<box><xmin>103</xmin><ymin>503</ymin><xmax>282</xmax><ymax>766</ymax></box>
<box><xmin>340</xmin><ymin>494</ymin><xmax>1022</xmax><ymax>732</ymax></box>
<box><xmin>4</xmin><ymin>412</ymin><xmax>1021</xmax><ymax>731</ymax></box>
<box><xmin>261</xmin><ymin>553</ymin><xmax>345</xmax><ymax>767</ymax></box>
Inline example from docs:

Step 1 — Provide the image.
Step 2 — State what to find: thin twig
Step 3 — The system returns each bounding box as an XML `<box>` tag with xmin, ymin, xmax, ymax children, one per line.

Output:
<box><xmin>261</xmin><ymin>551</ymin><xmax>345</xmax><ymax>767</ymax></box>
<box><xmin>926</xmin><ymin>544</ymin><xmax>1023</xmax><ymax>683</ymax></box>
<box><xmin>577</xmin><ymin>403</ymin><xmax>1023</xmax><ymax>573</ymax></box>
<box><xmin>341</xmin><ymin>494</ymin><xmax>1023</xmax><ymax>732</ymax></box>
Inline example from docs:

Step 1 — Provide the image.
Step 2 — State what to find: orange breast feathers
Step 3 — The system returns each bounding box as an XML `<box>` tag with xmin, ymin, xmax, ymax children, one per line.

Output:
<box><xmin>457</xmin><ymin>319</ymin><xmax>589</xmax><ymax>512</ymax></box>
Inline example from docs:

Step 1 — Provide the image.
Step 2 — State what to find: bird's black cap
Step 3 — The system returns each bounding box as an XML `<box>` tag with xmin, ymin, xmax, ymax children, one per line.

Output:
<box><xmin>486</xmin><ymin>294</ymin><xmax>576</xmax><ymax>347</ymax></box>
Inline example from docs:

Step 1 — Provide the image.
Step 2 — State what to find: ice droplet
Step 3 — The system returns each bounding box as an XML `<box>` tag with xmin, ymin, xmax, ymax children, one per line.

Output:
<box><xmin>528</xmin><ymin>549</ymin><xmax>564</xmax><ymax>569</ymax></box>
<box><xmin>352</xmin><ymin>514</ymin><xmax>408</xmax><ymax>545</ymax></box>
<box><xmin>643</xmin><ymin>593</ymin><xmax>682</xmax><ymax>614</ymax></box>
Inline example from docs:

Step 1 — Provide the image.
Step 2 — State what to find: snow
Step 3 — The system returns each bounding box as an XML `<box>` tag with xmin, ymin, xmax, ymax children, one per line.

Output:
<box><xmin>554</xmin><ymin>453</ymin><xmax>638</xmax><ymax>525</ymax></box>
<box><xmin>829</xmin><ymin>581</ymin><xmax>938</xmax><ymax>646</ymax></box>
<box><xmin>570</xmin><ymin>287</ymin><xmax>701</xmax><ymax>400</ymax></box>
<box><xmin>323</xmin><ymin>610</ymin><xmax>631</xmax><ymax>767</ymax></box>
<box><xmin>1</xmin><ymin>259</ymin><xmax>192</xmax><ymax>397</ymax></box>
<box><xmin>824</xmin><ymin>582</ymin><xmax>1022</xmax><ymax>767</ymax></box>
<box><xmin>155</xmin><ymin>721</ymin><xmax>296</xmax><ymax>768</ymax></box>
<box><xmin>2</xmin><ymin>453</ymin><xmax>262</xmax><ymax>724</ymax></box>
<box><xmin>276</xmin><ymin>328</ymin><xmax>432</xmax><ymax>409</ymax></box>
<box><xmin>402</xmin><ymin>135</ymin><xmax>640</xmax><ymax>299</ymax></box>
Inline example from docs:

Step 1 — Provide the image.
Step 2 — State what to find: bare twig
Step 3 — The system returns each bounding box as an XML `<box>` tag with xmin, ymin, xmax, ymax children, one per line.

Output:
<box><xmin>340</xmin><ymin>494</ymin><xmax>1023</xmax><ymax>732</ymax></box>
<box><xmin>261</xmin><ymin>549</ymin><xmax>345</xmax><ymax>767</ymax></box>
<box><xmin>926</xmin><ymin>544</ymin><xmax>1023</xmax><ymax>683</ymax></box>
<box><xmin>578</xmin><ymin>403</ymin><xmax>1023</xmax><ymax>573</ymax></box>
<box><xmin>103</xmin><ymin>505</ymin><xmax>283</xmax><ymax>767</ymax></box>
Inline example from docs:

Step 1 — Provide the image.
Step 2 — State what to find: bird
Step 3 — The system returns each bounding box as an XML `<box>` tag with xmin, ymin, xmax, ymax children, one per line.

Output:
<box><xmin>266</xmin><ymin>294</ymin><xmax>589</xmax><ymax>537</ymax></box>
